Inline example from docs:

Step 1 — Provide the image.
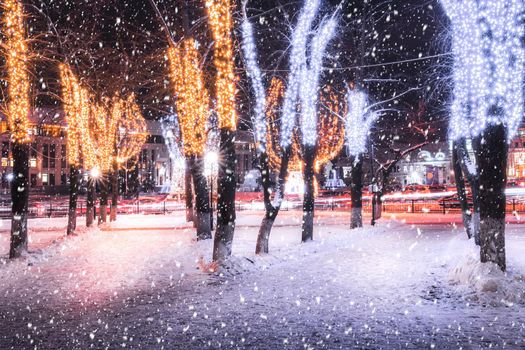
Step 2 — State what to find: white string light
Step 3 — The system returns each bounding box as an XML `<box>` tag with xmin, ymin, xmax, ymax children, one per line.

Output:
<box><xmin>162</xmin><ymin>111</ymin><xmax>186</xmax><ymax>194</ymax></box>
<box><xmin>442</xmin><ymin>0</ymin><xmax>525</xmax><ymax>141</ymax></box>
<box><xmin>241</xmin><ymin>3</ymin><xmax>266</xmax><ymax>152</ymax></box>
<box><xmin>345</xmin><ymin>88</ymin><xmax>378</xmax><ymax>160</ymax></box>
<box><xmin>300</xmin><ymin>17</ymin><xmax>337</xmax><ymax>146</ymax></box>
<box><xmin>280</xmin><ymin>0</ymin><xmax>321</xmax><ymax>148</ymax></box>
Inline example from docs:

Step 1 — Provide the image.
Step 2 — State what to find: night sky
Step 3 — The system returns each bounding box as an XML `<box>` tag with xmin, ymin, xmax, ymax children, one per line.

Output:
<box><xmin>4</xmin><ymin>0</ymin><xmax>451</xmax><ymax>145</ymax></box>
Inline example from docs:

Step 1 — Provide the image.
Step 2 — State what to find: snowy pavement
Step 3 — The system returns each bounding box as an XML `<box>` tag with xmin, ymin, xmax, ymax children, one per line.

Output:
<box><xmin>1</xmin><ymin>211</ymin><xmax>525</xmax><ymax>349</ymax></box>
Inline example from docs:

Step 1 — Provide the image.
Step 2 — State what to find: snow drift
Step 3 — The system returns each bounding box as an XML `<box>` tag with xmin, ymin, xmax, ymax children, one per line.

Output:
<box><xmin>449</xmin><ymin>254</ymin><xmax>525</xmax><ymax>306</ymax></box>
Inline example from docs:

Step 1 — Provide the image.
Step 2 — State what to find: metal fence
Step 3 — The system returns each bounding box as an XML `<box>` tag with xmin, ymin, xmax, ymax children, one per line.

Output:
<box><xmin>1</xmin><ymin>197</ymin><xmax>525</xmax><ymax>219</ymax></box>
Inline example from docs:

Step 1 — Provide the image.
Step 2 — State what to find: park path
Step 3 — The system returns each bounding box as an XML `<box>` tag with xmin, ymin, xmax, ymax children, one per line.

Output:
<box><xmin>0</xmin><ymin>213</ymin><xmax>525</xmax><ymax>349</ymax></box>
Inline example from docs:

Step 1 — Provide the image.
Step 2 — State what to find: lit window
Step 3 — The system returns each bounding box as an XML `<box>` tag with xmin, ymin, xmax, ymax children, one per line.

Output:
<box><xmin>1</xmin><ymin>158</ymin><xmax>7</xmax><ymax>167</ymax></box>
<box><xmin>42</xmin><ymin>173</ymin><xmax>48</xmax><ymax>185</ymax></box>
<box><xmin>30</xmin><ymin>158</ymin><xmax>36</xmax><ymax>168</ymax></box>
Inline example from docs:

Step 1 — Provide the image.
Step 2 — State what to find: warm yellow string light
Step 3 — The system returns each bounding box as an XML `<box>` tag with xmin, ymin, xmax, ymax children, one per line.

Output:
<box><xmin>3</xmin><ymin>0</ymin><xmax>31</xmax><ymax>144</ymax></box>
<box><xmin>89</xmin><ymin>96</ymin><xmax>120</xmax><ymax>173</ymax></box>
<box><xmin>61</xmin><ymin>64</ymin><xmax>145</xmax><ymax>173</ymax></box>
<box><xmin>168</xmin><ymin>38</ymin><xmax>210</xmax><ymax>157</ymax></box>
<box><xmin>60</xmin><ymin>64</ymin><xmax>86</xmax><ymax>166</ymax></box>
<box><xmin>115</xmin><ymin>94</ymin><xmax>147</xmax><ymax>167</ymax></box>
<box><xmin>265</xmin><ymin>78</ymin><xmax>302</xmax><ymax>172</ymax></box>
<box><xmin>205</xmin><ymin>0</ymin><xmax>237</xmax><ymax>130</ymax></box>
<box><xmin>315</xmin><ymin>87</ymin><xmax>346</xmax><ymax>172</ymax></box>
<box><xmin>266</xmin><ymin>78</ymin><xmax>345</xmax><ymax>173</ymax></box>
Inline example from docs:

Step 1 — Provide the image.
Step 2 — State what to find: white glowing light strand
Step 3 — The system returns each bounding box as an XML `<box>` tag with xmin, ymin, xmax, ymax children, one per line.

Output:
<box><xmin>280</xmin><ymin>0</ymin><xmax>321</xmax><ymax>148</ymax></box>
<box><xmin>345</xmin><ymin>88</ymin><xmax>379</xmax><ymax>159</ymax></box>
<box><xmin>162</xmin><ymin>113</ymin><xmax>186</xmax><ymax>194</ymax></box>
<box><xmin>300</xmin><ymin>17</ymin><xmax>337</xmax><ymax>146</ymax></box>
<box><xmin>442</xmin><ymin>0</ymin><xmax>525</xmax><ymax>141</ymax></box>
<box><xmin>241</xmin><ymin>3</ymin><xmax>267</xmax><ymax>152</ymax></box>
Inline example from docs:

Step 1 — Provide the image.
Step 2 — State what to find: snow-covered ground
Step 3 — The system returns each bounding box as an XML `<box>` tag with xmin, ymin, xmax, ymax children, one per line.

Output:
<box><xmin>1</xmin><ymin>211</ymin><xmax>525</xmax><ymax>349</ymax></box>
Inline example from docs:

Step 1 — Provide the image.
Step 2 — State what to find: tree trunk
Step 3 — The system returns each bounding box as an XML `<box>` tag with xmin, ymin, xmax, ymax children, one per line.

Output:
<box><xmin>301</xmin><ymin>145</ymin><xmax>316</xmax><ymax>242</ymax></box>
<box><xmin>110</xmin><ymin>163</ymin><xmax>118</xmax><ymax>222</ymax></box>
<box><xmin>255</xmin><ymin>149</ymin><xmax>291</xmax><ymax>254</ymax></box>
<box><xmin>350</xmin><ymin>157</ymin><xmax>363</xmax><ymax>229</ymax></box>
<box><xmin>67</xmin><ymin>164</ymin><xmax>80</xmax><ymax>235</ymax></box>
<box><xmin>184</xmin><ymin>157</ymin><xmax>194</xmax><ymax>222</ymax></box>
<box><xmin>9</xmin><ymin>142</ymin><xmax>29</xmax><ymax>258</ymax></box>
<box><xmin>477</xmin><ymin>123</ymin><xmax>507</xmax><ymax>271</ymax></box>
<box><xmin>86</xmin><ymin>177</ymin><xmax>95</xmax><ymax>227</ymax></box>
<box><xmin>452</xmin><ymin>141</ymin><xmax>472</xmax><ymax>239</ymax></box>
<box><xmin>190</xmin><ymin>156</ymin><xmax>211</xmax><ymax>240</ymax></box>
<box><xmin>99</xmin><ymin>174</ymin><xmax>108</xmax><ymax>224</ymax></box>
<box><xmin>213</xmin><ymin>129</ymin><xmax>237</xmax><ymax>261</ymax></box>
<box><xmin>456</xmin><ymin>137</ymin><xmax>481</xmax><ymax>244</ymax></box>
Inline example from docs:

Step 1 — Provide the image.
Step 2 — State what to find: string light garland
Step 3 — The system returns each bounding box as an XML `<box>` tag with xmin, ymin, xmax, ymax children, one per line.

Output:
<box><xmin>114</xmin><ymin>94</ymin><xmax>147</xmax><ymax>167</ymax></box>
<box><xmin>241</xmin><ymin>3</ymin><xmax>266</xmax><ymax>151</ymax></box>
<box><xmin>266</xmin><ymin>78</ymin><xmax>344</xmax><ymax>173</ymax></box>
<box><xmin>280</xmin><ymin>0</ymin><xmax>321</xmax><ymax>148</ymax></box>
<box><xmin>265</xmin><ymin>78</ymin><xmax>302</xmax><ymax>172</ymax></box>
<box><xmin>442</xmin><ymin>0</ymin><xmax>525</xmax><ymax>141</ymax></box>
<box><xmin>299</xmin><ymin>17</ymin><xmax>337</xmax><ymax>147</ymax></box>
<box><xmin>60</xmin><ymin>64</ymin><xmax>88</xmax><ymax>166</ymax></box>
<box><xmin>315</xmin><ymin>87</ymin><xmax>345</xmax><ymax>172</ymax></box>
<box><xmin>168</xmin><ymin>39</ymin><xmax>210</xmax><ymax>157</ymax></box>
<box><xmin>205</xmin><ymin>0</ymin><xmax>237</xmax><ymax>131</ymax></box>
<box><xmin>345</xmin><ymin>87</ymin><xmax>379</xmax><ymax>161</ymax></box>
<box><xmin>162</xmin><ymin>112</ymin><xmax>186</xmax><ymax>194</ymax></box>
<box><xmin>3</xmin><ymin>0</ymin><xmax>31</xmax><ymax>144</ymax></box>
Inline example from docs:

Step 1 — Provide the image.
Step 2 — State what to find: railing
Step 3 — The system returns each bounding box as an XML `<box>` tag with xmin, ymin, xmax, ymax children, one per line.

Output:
<box><xmin>1</xmin><ymin>197</ymin><xmax>525</xmax><ymax>219</ymax></box>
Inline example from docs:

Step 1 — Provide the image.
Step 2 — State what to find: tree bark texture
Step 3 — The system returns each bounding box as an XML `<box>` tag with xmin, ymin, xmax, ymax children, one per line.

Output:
<box><xmin>110</xmin><ymin>162</ymin><xmax>118</xmax><ymax>222</ymax></box>
<box><xmin>477</xmin><ymin>124</ymin><xmax>507</xmax><ymax>271</ymax></box>
<box><xmin>185</xmin><ymin>157</ymin><xmax>194</xmax><ymax>222</ymax></box>
<box><xmin>457</xmin><ymin>137</ymin><xmax>481</xmax><ymax>244</ymax></box>
<box><xmin>190</xmin><ymin>156</ymin><xmax>211</xmax><ymax>240</ymax></box>
<box><xmin>452</xmin><ymin>141</ymin><xmax>472</xmax><ymax>239</ymax></box>
<box><xmin>67</xmin><ymin>164</ymin><xmax>80</xmax><ymax>235</ymax></box>
<box><xmin>301</xmin><ymin>145</ymin><xmax>316</xmax><ymax>242</ymax></box>
<box><xmin>255</xmin><ymin>149</ymin><xmax>291</xmax><ymax>254</ymax></box>
<box><xmin>350</xmin><ymin>157</ymin><xmax>363</xmax><ymax>229</ymax></box>
<box><xmin>9</xmin><ymin>142</ymin><xmax>29</xmax><ymax>258</ymax></box>
<box><xmin>213</xmin><ymin>129</ymin><xmax>237</xmax><ymax>261</ymax></box>
<box><xmin>99</xmin><ymin>174</ymin><xmax>108</xmax><ymax>224</ymax></box>
<box><xmin>86</xmin><ymin>177</ymin><xmax>95</xmax><ymax>227</ymax></box>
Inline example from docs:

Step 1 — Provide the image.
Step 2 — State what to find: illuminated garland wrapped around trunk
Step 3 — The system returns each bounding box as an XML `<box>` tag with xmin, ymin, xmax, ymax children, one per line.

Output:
<box><xmin>168</xmin><ymin>38</ymin><xmax>212</xmax><ymax>240</ymax></box>
<box><xmin>440</xmin><ymin>0</ymin><xmax>525</xmax><ymax>271</ymax></box>
<box><xmin>3</xmin><ymin>0</ymin><xmax>31</xmax><ymax>258</ymax></box>
<box><xmin>206</xmin><ymin>0</ymin><xmax>238</xmax><ymax>262</ymax></box>
<box><xmin>345</xmin><ymin>87</ymin><xmax>379</xmax><ymax>229</ymax></box>
<box><xmin>60</xmin><ymin>64</ymin><xmax>88</xmax><ymax>235</ymax></box>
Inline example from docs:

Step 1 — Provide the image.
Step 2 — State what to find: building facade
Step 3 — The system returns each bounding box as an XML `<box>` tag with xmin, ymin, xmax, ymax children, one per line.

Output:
<box><xmin>391</xmin><ymin>142</ymin><xmax>453</xmax><ymax>187</ymax></box>
<box><xmin>0</xmin><ymin>111</ymin><xmax>258</xmax><ymax>194</ymax></box>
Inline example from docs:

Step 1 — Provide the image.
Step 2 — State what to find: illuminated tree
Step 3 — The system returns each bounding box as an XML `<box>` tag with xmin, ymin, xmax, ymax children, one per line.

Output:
<box><xmin>161</xmin><ymin>113</ymin><xmax>185</xmax><ymax>196</ymax></box>
<box><xmin>59</xmin><ymin>63</ymin><xmax>90</xmax><ymax>234</ymax></box>
<box><xmin>168</xmin><ymin>38</ymin><xmax>212</xmax><ymax>240</ymax></box>
<box><xmin>109</xmin><ymin>94</ymin><xmax>147</xmax><ymax>222</ymax></box>
<box><xmin>298</xmin><ymin>12</ymin><xmax>337</xmax><ymax>242</ymax></box>
<box><xmin>345</xmin><ymin>87</ymin><xmax>379</xmax><ymax>228</ymax></box>
<box><xmin>315</xmin><ymin>88</ymin><xmax>345</xmax><ymax>174</ymax></box>
<box><xmin>441</xmin><ymin>0</ymin><xmax>525</xmax><ymax>271</ymax></box>
<box><xmin>206</xmin><ymin>0</ymin><xmax>238</xmax><ymax>261</ymax></box>
<box><xmin>265</xmin><ymin>78</ymin><xmax>302</xmax><ymax>173</ymax></box>
<box><xmin>2</xmin><ymin>0</ymin><xmax>31</xmax><ymax>258</ymax></box>
<box><xmin>242</xmin><ymin>0</ymin><xmax>339</xmax><ymax>252</ymax></box>
<box><xmin>266</xmin><ymin>82</ymin><xmax>345</xmax><ymax>176</ymax></box>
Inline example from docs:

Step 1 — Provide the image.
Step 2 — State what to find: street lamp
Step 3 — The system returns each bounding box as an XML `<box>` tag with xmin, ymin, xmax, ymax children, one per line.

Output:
<box><xmin>204</xmin><ymin>151</ymin><xmax>218</xmax><ymax>230</ymax></box>
<box><xmin>90</xmin><ymin>167</ymin><xmax>101</xmax><ymax>179</ymax></box>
